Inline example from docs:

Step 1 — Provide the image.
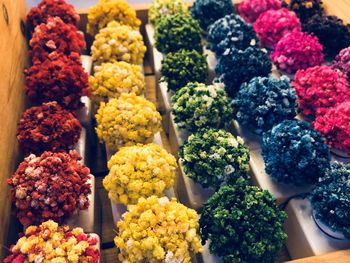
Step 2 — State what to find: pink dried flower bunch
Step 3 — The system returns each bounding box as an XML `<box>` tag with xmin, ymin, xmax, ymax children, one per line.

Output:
<box><xmin>29</xmin><ymin>16</ymin><xmax>85</xmax><ymax>62</ymax></box>
<box><xmin>272</xmin><ymin>31</ymin><xmax>324</xmax><ymax>74</ymax></box>
<box><xmin>24</xmin><ymin>51</ymin><xmax>89</xmax><ymax>110</ymax></box>
<box><xmin>239</xmin><ymin>0</ymin><xmax>283</xmax><ymax>23</ymax></box>
<box><xmin>16</xmin><ymin>101</ymin><xmax>82</xmax><ymax>155</ymax></box>
<box><xmin>253</xmin><ymin>8</ymin><xmax>301</xmax><ymax>47</ymax></box>
<box><xmin>293</xmin><ymin>65</ymin><xmax>350</xmax><ymax>116</ymax></box>
<box><xmin>333</xmin><ymin>47</ymin><xmax>350</xmax><ymax>79</ymax></box>
<box><xmin>7</xmin><ymin>150</ymin><xmax>91</xmax><ymax>226</ymax></box>
<box><xmin>313</xmin><ymin>101</ymin><xmax>350</xmax><ymax>155</ymax></box>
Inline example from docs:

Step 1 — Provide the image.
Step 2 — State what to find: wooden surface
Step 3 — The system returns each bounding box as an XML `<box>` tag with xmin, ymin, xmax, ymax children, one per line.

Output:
<box><xmin>0</xmin><ymin>0</ymin><xmax>28</xmax><ymax>260</ymax></box>
<box><xmin>288</xmin><ymin>249</ymin><xmax>350</xmax><ymax>263</ymax></box>
<box><xmin>323</xmin><ymin>0</ymin><xmax>350</xmax><ymax>23</ymax></box>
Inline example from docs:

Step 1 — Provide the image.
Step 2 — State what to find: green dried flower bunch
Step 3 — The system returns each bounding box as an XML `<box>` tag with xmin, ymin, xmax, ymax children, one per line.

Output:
<box><xmin>155</xmin><ymin>13</ymin><xmax>202</xmax><ymax>54</ymax></box>
<box><xmin>161</xmin><ymin>49</ymin><xmax>208</xmax><ymax>92</ymax></box>
<box><xmin>200</xmin><ymin>180</ymin><xmax>288</xmax><ymax>263</ymax></box>
<box><xmin>180</xmin><ymin>128</ymin><xmax>250</xmax><ymax>189</ymax></box>
<box><xmin>148</xmin><ymin>0</ymin><xmax>189</xmax><ymax>24</ymax></box>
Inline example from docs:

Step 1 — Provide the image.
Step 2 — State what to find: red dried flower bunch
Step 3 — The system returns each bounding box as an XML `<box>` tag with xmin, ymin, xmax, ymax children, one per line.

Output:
<box><xmin>313</xmin><ymin>101</ymin><xmax>350</xmax><ymax>155</ymax></box>
<box><xmin>293</xmin><ymin>65</ymin><xmax>350</xmax><ymax>116</ymax></box>
<box><xmin>30</xmin><ymin>16</ymin><xmax>85</xmax><ymax>62</ymax></box>
<box><xmin>27</xmin><ymin>0</ymin><xmax>80</xmax><ymax>32</ymax></box>
<box><xmin>17</xmin><ymin>101</ymin><xmax>82</xmax><ymax>154</ymax></box>
<box><xmin>333</xmin><ymin>47</ymin><xmax>350</xmax><ymax>79</ymax></box>
<box><xmin>253</xmin><ymin>8</ymin><xmax>301</xmax><ymax>47</ymax></box>
<box><xmin>272</xmin><ymin>31</ymin><xmax>324</xmax><ymax>74</ymax></box>
<box><xmin>24</xmin><ymin>51</ymin><xmax>89</xmax><ymax>110</ymax></box>
<box><xmin>238</xmin><ymin>0</ymin><xmax>283</xmax><ymax>23</ymax></box>
<box><xmin>7</xmin><ymin>150</ymin><xmax>91</xmax><ymax>226</ymax></box>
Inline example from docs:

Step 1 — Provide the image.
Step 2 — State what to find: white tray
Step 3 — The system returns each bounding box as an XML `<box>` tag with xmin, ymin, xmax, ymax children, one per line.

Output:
<box><xmin>145</xmin><ymin>24</ymin><xmax>163</xmax><ymax>84</ymax></box>
<box><xmin>198</xmin><ymin>242</ymin><xmax>223</xmax><ymax>263</ymax></box>
<box><xmin>205</xmin><ymin>48</ymin><xmax>217</xmax><ymax>84</ymax></box>
<box><xmin>285</xmin><ymin>198</ymin><xmax>350</xmax><ymax>259</ymax></box>
<box><xmin>74</xmin><ymin>127</ymin><xmax>87</xmax><ymax>164</ymax></box>
<box><xmin>159</xmin><ymin>82</ymin><xmax>173</xmax><ymax>133</ymax></box>
<box><xmin>89</xmin><ymin>233</ymin><xmax>101</xmax><ymax>263</ymax></box>
<box><xmin>169</xmin><ymin>113</ymin><xmax>190</xmax><ymax>154</ymax></box>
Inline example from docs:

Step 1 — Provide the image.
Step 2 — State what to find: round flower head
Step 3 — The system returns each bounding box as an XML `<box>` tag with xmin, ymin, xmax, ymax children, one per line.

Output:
<box><xmin>180</xmin><ymin>128</ymin><xmax>250</xmax><ymax>189</ymax></box>
<box><xmin>191</xmin><ymin>0</ymin><xmax>235</xmax><ymax>30</ymax></box>
<box><xmin>262</xmin><ymin>120</ymin><xmax>330</xmax><ymax>185</ymax></box>
<box><xmin>27</xmin><ymin>0</ymin><xmax>80</xmax><ymax>32</ymax></box>
<box><xmin>309</xmin><ymin>162</ymin><xmax>350</xmax><ymax>239</ymax></box>
<box><xmin>4</xmin><ymin>220</ymin><xmax>100</xmax><ymax>263</ymax></box>
<box><xmin>103</xmin><ymin>143</ymin><xmax>177</xmax><ymax>205</ymax></box>
<box><xmin>303</xmin><ymin>15</ymin><xmax>350</xmax><ymax>58</ymax></box>
<box><xmin>171</xmin><ymin>82</ymin><xmax>233</xmax><ymax>132</ymax></box>
<box><xmin>7</xmin><ymin>150</ymin><xmax>91</xmax><ymax>226</ymax></box>
<box><xmin>155</xmin><ymin>13</ymin><xmax>202</xmax><ymax>54</ymax></box>
<box><xmin>313</xmin><ymin>101</ymin><xmax>350</xmax><ymax>155</ymax></box>
<box><xmin>87</xmin><ymin>0</ymin><xmax>140</xmax><ymax>36</ymax></box>
<box><xmin>161</xmin><ymin>49</ymin><xmax>208</xmax><ymax>92</ymax></box>
<box><xmin>91</xmin><ymin>21</ymin><xmax>146</xmax><ymax>65</ymax></box>
<box><xmin>148</xmin><ymin>0</ymin><xmax>189</xmax><ymax>24</ymax></box>
<box><xmin>115</xmin><ymin>196</ymin><xmax>202</xmax><ymax>262</ymax></box>
<box><xmin>293</xmin><ymin>65</ymin><xmax>350</xmax><ymax>116</ymax></box>
<box><xmin>207</xmin><ymin>14</ymin><xmax>259</xmax><ymax>56</ymax></box>
<box><xmin>29</xmin><ymin>16</ymin><xmax>85</xmax><ymax>62</ymax></box>
<box><xmin>216</xmin><ymin>46</ymin><xmax>272</xmax><ymax>97</ymax></box>
<box><xmin>234</xmin><ymin>76</ymin><xmax>297</xmax><ymax>133</ymax></box>
<box><xmin>253</xmin><ymin>8</ymin><xmax>301</xmax><ymax>47</ymax></box>
<box><xmin>272</xmin><ymin>31</ymin><xmax>324</xmax><ymax>73</ymax></box>
<box><xmin>289</xmin><ymin>0</ymin><xmax>324</xmax><ymax>23</ymax></box>
<box><xmin>333</xmin><ymin>47</ymin><xmax>350</xmax><ymax>79</ymax></box>
<box><xmin>24</xmin><ymin>52</ymin><xmax>89</xmax><ymax>110</ymax></box>
<box><xmin>89</xmin><ymin>61</ymin><xmax>145</xmax><ymax>103</ymax></box>
<box><xmin>95</xmin><ymin>93</ymin><xmax>162</xmax><ymax>151</ymax></box>
<box><xmin>200</xmin><ymin>182</ymin><xmax>287</xmax><ymax>263</ymax></box>
<box><xmin>17</xmin><ymin>102</ymin><xmax>82</xmax><ymax>155</ymax></box>
<box><xmin>238</xmin><ymin>0</ymin><xmax>283</xmax><ymax>23</ymax></box>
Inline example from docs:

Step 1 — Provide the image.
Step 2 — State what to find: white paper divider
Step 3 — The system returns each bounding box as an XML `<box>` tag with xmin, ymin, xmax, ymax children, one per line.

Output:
<box><xmin>169</xmin><ymin>113</ymin><xmax>190</xmax><ymax>154</ymax></box>
<box><xmin>285</xmin><ymin>198</ymin><xmax>350</xmax><ymax>259</ymax></box>
<box><xmin>198</xmin><ymin>241</ymin><xmax>223</xmax><ymax>263</ymax></box>
<box><xmin>75</xmin><ymin>128</ymin><xmax>87</xmax><ymax>164</ymax></box>
<box><xmin>81</xmin><ymin>55</ymin><xmax>93</xmax><ymax>74</ymax></box>
<box><xmin>178</xmin><ymin>161</ymin><xmax>215</xmax><ymax>210</ymax></box>
<box><xmin>205</xmin><ymin>48</ymin><xmax>217</xmax><ymax>84</ymax></box>
<box><xmin>68</xmin><ymin>175</ymin><xmax>96</xmax><ymax>233</ymax></box>
<box><xmin>159</xmin><ymin>82</ymin><xmax>173</xmax><ymax>133</ymax></box>
<box><xmin>89</xmin><ymin>233</ymin><xmax>101</xmax><ymax>263</ymax></box>
<box><xmin>146</xmin><ymin>24</ymin><xmax>163</xmax><ymax>83</ymax></box>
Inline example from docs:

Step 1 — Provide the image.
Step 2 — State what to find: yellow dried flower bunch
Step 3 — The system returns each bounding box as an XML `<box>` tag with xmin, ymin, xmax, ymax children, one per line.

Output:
<box><xmin>87</xmin><ymin>0</ymin><xmax>141</xmax><ymax>36</ymax></box>
<box><xmin>95</xmin><ymin>93</ymin><xmax>162</xmax><ymax>151</ymax></box>
<box><xmin>103</xmin><ymin>143</ymin><xmax>177</xmax><ymax>205</ymax></box>
<box><xmin>148</xmin><ymin>0</ymin><xmax>189</xmax><ymax>24</ymax></box>
<box><xmin>115</xmin><ymin>196</ymin><xmax>202</xmax><ymax>262</ymax></box>
<box><xmin>89</xmin><ymin>61</ymin><xmax>145</xmax><ymax>102</ymax></box>
<box><xmin>91</xmin><ymin>21</ymin><xmax>146</xmax><ymax>65</ymax></box>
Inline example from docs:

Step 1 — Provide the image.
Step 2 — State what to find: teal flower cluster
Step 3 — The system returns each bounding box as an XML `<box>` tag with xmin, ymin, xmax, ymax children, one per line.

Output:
<box><xmin>180</xmin><ymin>128</ymin><xmax>250</xmax><ymax>189</ymax></box>
<box><xmin>309</xmin><ymin>162</ymin><xmax>350</xmax><ymax>239</ymax></box>
<box><xmin>262</xmin><ymin>120</ymin><xmax>330</xmax><ymax>185</ymax></box>
<box><xmin>161</xmin><ymin>49</ymin><xmax>208</xmax><ymax>92</ymax></box>
<box><xmin>200</xmin><ymin>180</ymin><xmax>287</xmax><ymax>263</ymax></box>
<box><xmin>171</xmin><ymin>82</ymin><xmax>233</xmax><ymax>132</ymax></box>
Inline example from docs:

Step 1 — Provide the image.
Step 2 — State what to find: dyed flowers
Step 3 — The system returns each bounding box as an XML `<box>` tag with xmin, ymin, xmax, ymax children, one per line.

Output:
<box><xmin>234</xmin><ymin>76</ymin><xmax>297</xmax><ymax>133</ymax></box>
<box><xmin>262</xmin><ymin>120</ymin><xmax>330</xmax><ymax>185</ymax></box>
<box><xmin>115</xmin><ymin>196</ymin><xmax>202</xmax><ymax>262</ymax></box>
<box><xmin>103</xmin><ymin>143</ymin><xmax>177</xmax><ymax>205</ymax></box>
<box><xmin>180</xmin><ymin>128</ymin><xmax>250</xmax><ymax>189</ymax></box>
<box><xmin>16</xmin><ymin>102</ymin><xmax>82</xmax><ymax>154</ymax></box>
<box><xmin>272</xmin><ymin>32</ymin><xmax>324</xmax><ymax>74</ymax></box>
<box><xmin>87</xmin><ymin>0</ymin><xmax>140</xmax><ymax>36</ymax></box>
<box><xmin>29</xmin><ymin>16</ymin><xmax>85</xmax><ymax>62</ymax></box>
<box><xmin>253</xmin><ymin>8</ymin><xmax>301</xmax><ymax>47</ymax></box>
<box><xmin>148</xmin><ymin>0</ymin><xmax>189</xmax><ymax>24</ymax></box>
<box><xmin>161</xmin><ymin>49</ymin><xmax>208</xmax><ymax>92</ymax></box>
<box><xmin>313</xmin><ymin>101</ymin><xmax>350</xmax><ymax>155</ymax></box>
<box><xmin>89</xmin><ymin>61</ymin><xmax>145</xmax><ymax>102</ymax></box>
<box><xmin>238</xmin><ymin>0</ymin><xmax>283</xmax><ymax>23</ymax></box>
<box><xmin>95</xmin><ymin>93</ymin><xmax>162</xmax><ymax>151</ymax></box>
<box><xmin>289</xmin><ymin>0</ymin><xmax>324</xmax><ymax>23</ymax></box>
<box><xmin>171</xmin><ymin>82</ymin><xmax>233</xmax><ymax>132</ymax></box>
<box><xmin>4</xmin><ymin>220</ymin><xmax>99</xmax><ymax>263</ymax></box>
<box><xmin>333</xmin><ymin>47</ymin><xmax>350</xmax><ymax>79</ymax></box>
<box><xmin>293</xmin><ymin>65</ymin><xmax>350</xmax><ymax>116</ymax></box>
<box><xmin>8</xmin><ymin>150</ymin><xmax>91</xmax><ymax>226</ymax></box>
<box><xmin>91</xmin><ymin>21</ymin><xmax>146</xmax><ymax>65</ymax></box>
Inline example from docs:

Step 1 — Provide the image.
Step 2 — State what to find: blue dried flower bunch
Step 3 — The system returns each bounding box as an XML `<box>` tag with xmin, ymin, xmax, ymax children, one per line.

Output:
<box><xmin>171</xmin><ymin>82</ymin><xmax>233</xmax><ymax>132</ymax></box>
<box><xmin>180</xmin><ymin>128</ymin><xmax>250</xmax><ymax>189</ymax></box>
<box><xmin>200</xmin><ymin>180</ymin><xmax>287</xmax><ymax>263</ymax></box>
<box><xmin>262</xmin><ymin>120</ymin><xmax>330</xmax><ymax>185</ymax></box>
<box><xmin>208</xmin><ymin>14</ymin><xmax>259</xmax><ymax>56</ymax></box>
<box><xmin>309</xmin><ymin>162</ymin><xmax>350</xmax><ymax>239</ymax></box>
<box><xmin>215</xmin><ymin>46</ymin><xmax>272</xmax><ymax>97</ymax></box>
<box><xmin>234</xmin><ymin>76</ymin><xmax>297</xmax><ymax>133</ymax></box>
<box><xmin>191</xmin><ymin>0</ymin><xmax>235</xmax><ymax>30</ymax></box>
